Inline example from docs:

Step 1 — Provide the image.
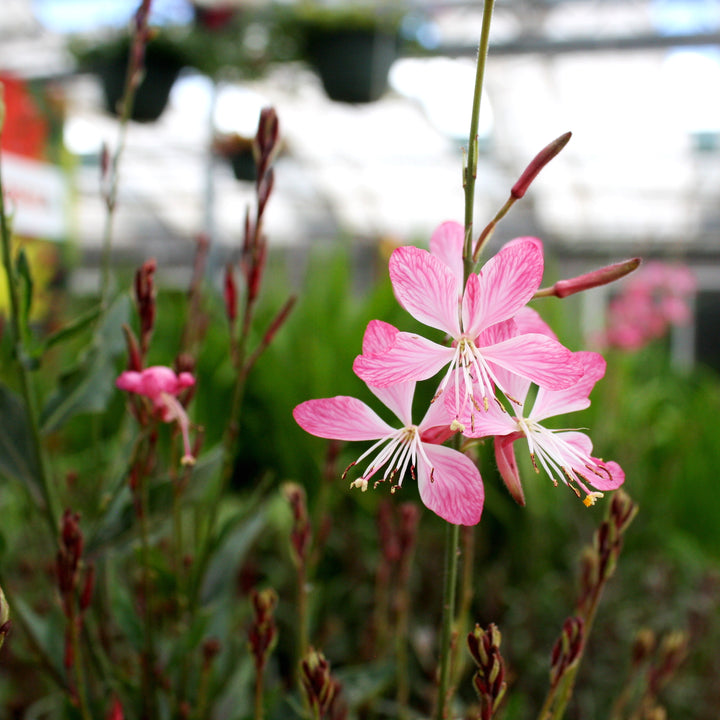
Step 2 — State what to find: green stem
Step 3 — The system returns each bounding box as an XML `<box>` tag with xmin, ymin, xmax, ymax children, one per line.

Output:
<box><xmin>0</xmin><ymin>152</ymin><xmax>60</xmax><ymax>539</ymax></box>
<box><xmin>434</xmin><ymin>522</ymin><xmax>460</xmax><ymax>720</ymax></box>
<box><xmin>451</xmin><ymin>525</ymin><xmax>476</xmax><ymax>689</ymax></box>
<box><xmin>462</xmin><ymin>0</ymin><xmax>496</xmax><ymax>279</ymax></box>
<box><xmin>544</xmin><ymin>594</ymin><xmax>603</xmax><ymax>720</ymax></box>
<box><xmin>297</xmin><ymin>560</ymin><xmax>309</xmax><ymax>667</ymax></box>
<box><xmin>138</xmin><ymin>472</ymin><xmax>158</xmax><ymax>720</ymax></box>
<box><xmin>254</xmin><ymin>662</ymin><xmax>265</xmax><ymax>720</ymax></box>
<box><xmin>69</xmin><ymin>609</ymin><xmax>93</xmax><ymax>720</ymax></box>
<box><xmin>99</xmin><ymin>5</ymin><xmax>150</xmax><ymax>309</ymax></box>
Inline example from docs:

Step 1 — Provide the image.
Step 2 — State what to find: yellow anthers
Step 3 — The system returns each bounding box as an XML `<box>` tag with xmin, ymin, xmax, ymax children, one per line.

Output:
<box><xmin>583</xmin><ymin>492</ymin><xmax>604</xmax><ymax>507</ymax></box>
<box><xmin>450</xmin><ymin>419</ymin><xmax>466</xmax><ymax>433</ymax></box>
<box><xmin>350</xmin><ymin>478</ymin><xmax>369</xmax><ymax>492</ymax></box>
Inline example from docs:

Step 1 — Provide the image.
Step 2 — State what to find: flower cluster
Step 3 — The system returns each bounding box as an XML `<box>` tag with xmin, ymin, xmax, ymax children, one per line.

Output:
<box><xmin>294</xmin><ymin>221</ymin><xmax>626</xmax><ymax>525</ymax></box>
<box><xmin>599</xmin><ymin>261</ymin><xmax>695</xmax><ymax>351</ymax></box>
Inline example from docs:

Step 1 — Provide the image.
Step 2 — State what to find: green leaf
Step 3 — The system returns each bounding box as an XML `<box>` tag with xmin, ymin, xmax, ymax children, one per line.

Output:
<box><xmin>42</xmin><ymin>303</ymin><xmax>102</xmax><ymax>352</ymax></box>
<box><xmin>40</xmin><ymin>294</ymin><xmax>130</xmax><ymax>433</ymax></box>
<box><xmin>15</xmin><ymin>247</ymin><xmax>33</xmax><ymax>335</ymax></box>
<box><xmin>0</xmin><ymin>383</ymin><xmax>41</xmax><ymax>487</ymax></box>
<box><xmin>9</xmin><ymin>595</ymin><xmax>66</xmax><ymax>689</ymax></box>
<box><xmin>201</xmin><ymin>503</ymin><xmax>268</xmax><ymax>602</ymax></box>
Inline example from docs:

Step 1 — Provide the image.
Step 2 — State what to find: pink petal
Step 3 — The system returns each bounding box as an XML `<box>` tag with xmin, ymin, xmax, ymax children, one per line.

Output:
<box><xmin>293</xmin><ymin>396</ymin><xmax>394</xmax><ymax>441</ymax></box>
<box><xmin>367</xmin><ymin>382</ymin><xmax>416</xmax><ymax>427</ymax></box>
<box><xmin>514</xmin><ymin>307</ymin><xmax>558</xmax><ymax>339</ymax></box>
<box><xmin>461</xmin><ymin>272</ymin><xmax>483</xmax><ymax>335</ymax></box>
<box><xmin>116</xmin><ymin>370</ymin><xmax>143</xmax><ymax>393</ymax></box>
<box><xmin>467</xmin><ymin>238</ymin><xmax>544</xmax><ymax>335</ymax></box>
<box><xmin>531</xmin><ymin>352</ymin><xmax>606</xmax><ymax>420</ymax></box>
<box><xmin>483</xmin><ymin>334</ymin><xmax>582</xmax><ymax>391</ymax></box>
<box><xmin>417</xmin><ymin>443</ymin><xmax>484</xmax><ymax>525</ymax></box>
<box><xmin>353</xmin><ymin>333</ymin><xmax>454</xmax><ymax>387</ymax></box>
<box><xmin>559</xmin><ymin>431</ymin><xmax>625</xmax><ymax>491</ymax></box>
<box><xmin>589</xmin><ymin>460</ymin><xmax>625</xmax><ymax>490</ymax></box>
<box><xmin>430</xmin><ymin>221</ymin><xmax>464</xmax><ymax>287</ymax></box>
<box><xmin>389</xmin><ymin>246</ymin><xmax>461</xmax><ymax>335</ymax></box>
<box><xmin>361</xmin><ymin>319</ymin><xmax>399</xmax><ymax>356</ymax></box>
<box><xmin>456</xmin><ymin>398</ymin><xmax>517</xmax><ymax>439</ymax></box>
<box><xmin>418</xmin><ymin>385</ymin><xmax>457</xmax><ymax>435</ymax></box>
<box><xmin>494</xmin><ymin>434</ymin><xmax>525</xmax><ymax>505</ymax></box>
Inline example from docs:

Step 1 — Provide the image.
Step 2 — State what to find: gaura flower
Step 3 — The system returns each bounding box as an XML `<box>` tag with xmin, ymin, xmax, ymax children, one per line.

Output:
<box><xmin>293</xmin><ymin>320</ymin><xmax>484</xmax><ymax>525</ymax></box>
<box><xmin>456</xmin><ymin>311</ymin><xmax>624</xmax><ymax>506</ymax></box>
<box><xmin>353</xmin><ymin>224</ymin><xmax>582</xmax><ymax>417</ymax></box>
<box><xmin>116</xmin><ymin>366</ymin><xmax>196</xmax><ymax>465</ymax></box>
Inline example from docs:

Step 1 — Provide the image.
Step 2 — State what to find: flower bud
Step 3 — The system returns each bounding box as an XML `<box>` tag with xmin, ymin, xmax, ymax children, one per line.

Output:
<box><xmin>0</xmin><ymin>584</ymin><xmax>10</xmax><ymax>650</ymax></box>
<box><xmin>648</xmin><ymin>631</ymin><xmax>688</xmax><ymax>694</ymax></box>
<box><xmin>256</xmin><ymin>107</ymin><xmax>280</xmax><ymax>162</ymax></box>
<box><xmin>223</xmin><ymin>263</ymin><xmax>238</xmax><ymax>323</ymax></box>
<box><xmin>106</xmin><ymin>696</ymin><xmax>124</xmax><ymax>720</ymax></box>
<box><xmin>468</xmin><ymin>623</ymin><xmax>507</xmax><ymax>712</ymax></box>
<box><xmin>631</xmin><ymin>627</ymin><xmax>656</xmax><ymax>667</ymax></box>
<box><xmin>550</xmin><ymin>616</ymin><xmax>584</xmax><ymax>686</ymax></box>
<box><xmin>202</xmin><ymin>637</ymin><xmax>222</xmax><ymax>667</ymax></box>
<box><xmin>301</xmin><ymin>648</ymin><xmax>336</xmax><ymax>717</ymax></box>
<box><xmin>283</xmin><ymin>482</ymin><xmax>312</xmax><ymax>567</ymax></box>
<box><xmin>511</xmin><ymin>131</ymin><xmax>571</xmax><ymax>199</ymax></box>
<box><xmin>535</xmin><ymin>258</ymin><xmax>641</xmax><ymax>299</ymax></box>
<box><xmin>609</xmin><ymin>490</ymin><xmax>638</xmax><ymax>534</ymax></box>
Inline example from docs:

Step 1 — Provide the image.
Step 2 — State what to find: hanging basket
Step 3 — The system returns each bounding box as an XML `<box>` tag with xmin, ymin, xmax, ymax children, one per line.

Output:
<box><xmin>80</xmin><ymin>37</ymin><xmax>187</xmax><ymax>122</ymax></box>
<box><xmin>304</xmin><ymin>26</ymin><xmax>398</xmax><ymax>104</ymax></box>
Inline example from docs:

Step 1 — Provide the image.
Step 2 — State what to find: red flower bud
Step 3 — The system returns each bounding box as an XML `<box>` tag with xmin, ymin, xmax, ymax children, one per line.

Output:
<box><xmin>512</xmin><ymin>131</ymin><xmax>571</xmax><ymax>199</ymax></box>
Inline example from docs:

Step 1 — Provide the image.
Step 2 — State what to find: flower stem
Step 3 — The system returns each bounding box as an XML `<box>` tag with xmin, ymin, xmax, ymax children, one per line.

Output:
<box><xmin>138</xmin><ymin>470</ymin><xmax>158</xmax><ymax>720</ymax></box>
<box><xmin>0</xmin><ymin>151</ymin><xmax>60</xmax><ymax>540</ymax></box>
<box><xmin>463</xmin><ymin>0</ymin><xmax>496</xmax><ymax>279</ymax></box>
<box><xmin>434</xmin><ymin>521</ymin><xmax>460</xmax><ymax>720</ymax></box>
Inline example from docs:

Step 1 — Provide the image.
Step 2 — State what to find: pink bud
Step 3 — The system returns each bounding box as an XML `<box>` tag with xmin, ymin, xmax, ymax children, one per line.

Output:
<box><xmin>536</xmin><ymin>258</ymin><xmax>641</xmax><ymax>299</ymax></box>
<box><xmin>224</xmin><ymin>264</ymin><xmax>238</xmax><ymax>323</ymax></box>
<box><xmin>512</xmin><ymin>131</ymin><xmax>572</xmax><ymax>199</ymax></box>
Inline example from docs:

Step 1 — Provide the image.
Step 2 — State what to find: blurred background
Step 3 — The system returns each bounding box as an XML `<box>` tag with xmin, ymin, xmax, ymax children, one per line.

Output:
<box><xmin>1</xmin><ymin>0</ymin><xmax>719</xmax><ymax>369</ymax></box>
<box><xmin>1</xmin><ymin>1</ymin><xmax>720</xmax><ymax>717</ymax></box>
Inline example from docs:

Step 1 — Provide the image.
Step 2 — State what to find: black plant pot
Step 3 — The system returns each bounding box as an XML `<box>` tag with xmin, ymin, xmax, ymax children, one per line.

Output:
<box><xmin>229</xmin><ymin>149</ymin><xmax>257</xmax><ymax>181</ymax></box>
<box><xmin>97</xmin><ymin>41</ymin><xmax>184</xmax><ymax>122</ymax></box>
<box><xmin>305</xmin><ymin>27</ymin><xmax>397</xmax><ymax>103</ymax></box>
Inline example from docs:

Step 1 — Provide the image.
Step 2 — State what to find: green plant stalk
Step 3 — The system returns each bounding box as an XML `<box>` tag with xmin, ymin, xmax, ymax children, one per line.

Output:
<box><xmin>296</xmin><ymin>559</ymin><xmax>309</xmax><ymax>668</ymax></box>
<box><xmin>190</xmin><ymin>318</ymin><xmax>251</xmax><ymax>609</ymax></box>
<box><xmin>138</xmin><ymin>470</ymin><xmax>159</xmax><ymax>720</ymax></box>
<box><xmin>462</xmin><ymin>0</ymin><xmax>496</xmax><ymax>280</ymax></box>
<box><xmin>451</xmin><ymin>525</ymin><xmax>476</xmax><ymax>688</ymax></box>
<box><xmin>254</xmin><ymin>661</ymin><xmax>266</xmax><ymax>720</ymax></box>
<box><xmin>68</xmin><ymin>601</ymin><xmax>93</xmax><ymax>720</ymax></box>
<box><xmin>395</xmin><ymin>556</ymin><xmax>414</xmax><ymax>719</ymax></box>
<box><xmin>543</xmin><ymin>591</ymin><xmax>603</xmax><ymax>720</ymax></box>
<box><xmin>99</xmin><ymin>5</ymin><xmax>150</xmax><ymax>308</ymax></box>
<box><xmin>196</xmin><ymin>658</ymin><xmax>213</xmax><ymax>720</ymax></box>
<box><xmin>434</xmin><ymin>521</ymin><xmax>460</xmax><ymax>720</ymax></box>
<box><xmin>0</xmin><ymin>153</ymin><xmax>60</xmax><ymax>539</ymax></box>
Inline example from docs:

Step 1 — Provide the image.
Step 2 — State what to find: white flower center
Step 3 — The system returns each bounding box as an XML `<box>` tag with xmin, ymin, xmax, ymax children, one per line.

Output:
<box><xmin>344</xmin><ymin>425</ymin><xmax>433</xmax><ymax>493</ymax></box>
<box><xmin>515</xmin><ymin>416</ymin><xmax>608</xmax><ymax>504</ymax></box>
<box><xmin>435</xmin><ymin>336</ymin><xmax>501</xmax><ymax>416</ymax></box>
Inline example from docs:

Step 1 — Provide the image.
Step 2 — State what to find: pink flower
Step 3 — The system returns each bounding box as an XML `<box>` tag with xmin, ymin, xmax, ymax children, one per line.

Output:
<box><xmin>457</xmin><ymin>323</ymin><xmax>623</xmax><ymax>506</ymax></box>
<box><xmin>353</xmin><ymin>224</ymin><xmax>582</xmax><ymax>416</ymax></box>
<box><xmin>600</xmin><ymin>261</ymin><xmax>695</xmax><ymax>351</ymax></box>
<box><xmin>116</xmin><ymin>366</ymin><xmax>196</xmax><ymax>465</ymax></box>
<box><xmin>293</xmin><ymin>321</ymin><xmax>484</xmax><ymax>525</ymax></box>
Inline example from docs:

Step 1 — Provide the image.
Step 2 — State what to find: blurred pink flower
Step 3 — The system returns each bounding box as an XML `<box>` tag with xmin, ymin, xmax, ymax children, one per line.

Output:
<box><xmin>601</xmin><ymin>261</ymin><xmax>695</xmax><ymax>351</ymax></box>
<box><xmin>116</xmin><ymin>366</ymin><xmax>196</xmax><ymax>465</ymax></box>
<box><xmin>353</xmin><ymin>226</ymin><xmax>582</xmax><ymax>417</ymax></box>
<box><xmin>294</xmin><ymin>321</ymin><xmax>484</xmax><ymax>525</ymax></box>
<box><xmin>457</xmin><ymin>312</ymin><xmax>623</xmax><ymax>506</ymax></box>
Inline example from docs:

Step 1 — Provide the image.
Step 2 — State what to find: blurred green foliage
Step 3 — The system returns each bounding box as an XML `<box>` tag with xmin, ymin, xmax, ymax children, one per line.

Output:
<box><xmin>1</xmin><ymin>240</ymin><xmax>718</xmax><ymax>718</ymax></box>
